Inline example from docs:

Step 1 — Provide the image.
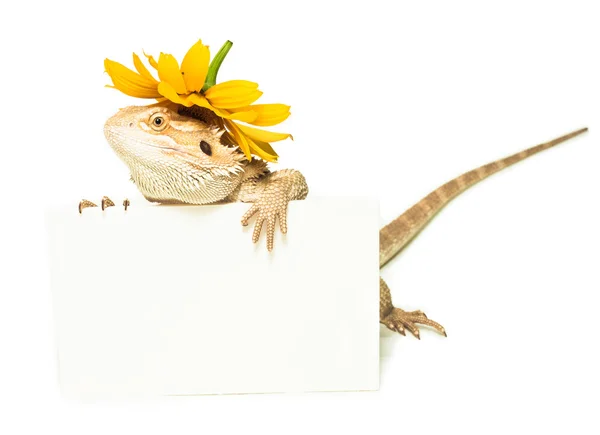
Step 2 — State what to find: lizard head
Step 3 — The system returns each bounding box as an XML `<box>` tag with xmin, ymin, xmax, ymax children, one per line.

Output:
<box><xmin>104</xmin><ymin>105</ymin><xmax>247</xmax><ymax>203</ymax></box>
<box><xmin>104</xmin><ymin>105</ymin><xmax>245</xmax><ymax>168</ymax></box>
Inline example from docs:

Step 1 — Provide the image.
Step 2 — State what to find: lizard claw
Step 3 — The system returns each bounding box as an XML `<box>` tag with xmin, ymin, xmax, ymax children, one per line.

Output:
<box><xmin>101</xmin><ymin>196</ymin><xmax>115</xmax><ymax>210</ymax></box>
<box><xmin>382</xmin><ymin>308</ymin><xmax>446</xmax><ymax>339</ymax></box>
<box><xmin>79</xmin><ymin>197</ymin><xmax>129</xmax><ymax>213</ymax></box>
<box><xmin>78</xmin><ymin>199</ymin><xmax>97</xmax><ymax>214</ymax></box>
<box><xmin>241</xmin><ymin>203</ymin><xmax>259</xmax><ymax>226</ymax></box>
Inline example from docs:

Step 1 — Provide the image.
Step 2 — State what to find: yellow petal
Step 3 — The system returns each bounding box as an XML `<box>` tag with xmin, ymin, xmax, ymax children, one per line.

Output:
<box><xmin>143</xmin><ymin>51</ymin><xmax>159</xmax><ymax>69</ymax></box>
<box><xmin>207</xmin><ymin>80</ymin><xmax>259</xmax><ymax>92</ymax></box>
<box><xmin>186</xmin><ymin>92</ymin><xmax>216</xmax><ymax>110</ymax></box>
<box><xmin>224</xmin><ymin>120</ymin><xmax>252</xmax><ymax>160</ymax></box>
<box><xmin>180</xmin><ymin>40</ymin><xmax>210</xmax><ymax>93</ymax></box>
<box><xmin>236</xmin><ymin>124</ymin><xmax>292</xmax><ymax>143</ymax></box>
<box><xmin>133</xmin><ymin>53</ymin><xmax>158</xmax><ymax>83</ymax></box>
<box><xmin>158</xmin><ymin>53</ymin><xmax>187</xmax><ymax>94</ymax></box>
<box><xmin>157</xmin><ymin>82</ymin><xmax>193</xmax><ymax>107</ymax></box>
<box><xmin>252</xmin><ymin>139</ymin><xmax>278</xmax><ymax>156</ymax></box>
<box><xmin>234</xmin><ymin>104</ymin><xmax>290</xmax><ymax>126</ymax></box>
<box><xmin>248</xmin><ymin>138</ymin><xmax>278</xmax><ymax>162</ymax></box>
<box><xmin>186</xmin><ymin>94</ymin><xmax>258</xmax><ymax>123</ymax></box>
<box><xmin>224</xmin><ymin>110</ymin><xmax>259</xmax><ymax>123</ymax></box>
<box><xmin>104</xmin><ymin>59</ymin><xmax>161</xmax><ymax>98</ymax></box>
<box><xmin>205</xmin><ymin>80</ymin><xmax>263</xmax><ymax>109</ymax></box>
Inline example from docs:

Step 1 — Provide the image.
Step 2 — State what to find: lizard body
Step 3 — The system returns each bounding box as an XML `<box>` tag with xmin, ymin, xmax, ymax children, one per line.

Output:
<box><xmin>102</xmin><ymin>104</ymin><xmax>587</xmax><ymax>337</ymax></box>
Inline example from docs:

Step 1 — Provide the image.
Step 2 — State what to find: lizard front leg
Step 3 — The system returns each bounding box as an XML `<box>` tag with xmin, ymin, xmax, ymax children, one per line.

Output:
<box><xmin>380</xmin><ymin>277</ymin><xmax>446</xmax><ymax>338</ymax></box>
<box><xmin>238</xmin><ymin>169</ymin><xmax>308</xmax><ymax>251</ymax></box>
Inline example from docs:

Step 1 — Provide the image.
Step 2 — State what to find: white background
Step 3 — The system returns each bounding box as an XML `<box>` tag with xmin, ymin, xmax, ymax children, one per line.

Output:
<box><xmin>1</xmin><ymin>0</ymin><xmax>599</xmax><ymax>434</ymax></box>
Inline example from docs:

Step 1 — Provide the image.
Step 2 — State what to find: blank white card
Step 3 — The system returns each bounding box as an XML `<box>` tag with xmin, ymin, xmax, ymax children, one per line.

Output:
<box><xmin>46</xmin><ymin>197</ymin><xmax>380</xmax><ymax>397</ymax></box>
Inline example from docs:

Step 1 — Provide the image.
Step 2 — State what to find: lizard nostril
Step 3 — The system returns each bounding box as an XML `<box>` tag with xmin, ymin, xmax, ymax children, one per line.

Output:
<box><xmin>129</xmin><ymin>122</ymin><xmax>134</xmax><ymax>128</ymax></box>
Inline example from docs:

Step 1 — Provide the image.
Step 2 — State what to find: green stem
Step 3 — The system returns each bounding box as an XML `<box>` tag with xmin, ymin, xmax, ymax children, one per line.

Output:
<box><xmin>202</xmin><ymin>40</ymin><xmax>233</xmax><ymax>92</ymax></box>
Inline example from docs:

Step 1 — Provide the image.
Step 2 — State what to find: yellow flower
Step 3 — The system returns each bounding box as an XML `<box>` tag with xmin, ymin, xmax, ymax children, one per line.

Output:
<box><xmin>104</xmin><ymin>40</ymin><xmax>292</xmax><ymax>162</ymax></box>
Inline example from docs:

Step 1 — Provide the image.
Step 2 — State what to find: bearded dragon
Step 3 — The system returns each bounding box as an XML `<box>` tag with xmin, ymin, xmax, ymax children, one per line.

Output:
<box><xmin>87</xmin><ymin>104</ymin><xmax>588</xmax><ymax>338</ymax></box>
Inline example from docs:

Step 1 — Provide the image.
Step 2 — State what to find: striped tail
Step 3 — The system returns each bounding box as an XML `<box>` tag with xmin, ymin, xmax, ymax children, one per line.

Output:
<box><xmin>379</xmin><ymin>128</ymin><xmax>588</xmax><ymax>268</ymax></box>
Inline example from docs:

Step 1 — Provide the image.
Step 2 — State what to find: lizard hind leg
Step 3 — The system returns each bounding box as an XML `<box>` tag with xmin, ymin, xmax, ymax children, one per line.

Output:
<box><xmin>380</xmin><ymin>277</ymin><xmax>447</xmax><ymax>339</ymax></box>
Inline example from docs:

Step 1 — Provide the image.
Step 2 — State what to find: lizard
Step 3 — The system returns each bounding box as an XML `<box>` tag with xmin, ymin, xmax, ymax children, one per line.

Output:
<box><xmin>89</xmin><ymin>103</ymin><xmax>588</xmax><ymax>338</ymax></box>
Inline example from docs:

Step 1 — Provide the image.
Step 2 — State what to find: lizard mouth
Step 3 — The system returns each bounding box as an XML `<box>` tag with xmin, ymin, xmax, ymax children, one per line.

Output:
<box><xmin>145</xmin><ymin>143</ymin><xmax>184</xmax><ymax>153</ymax></box>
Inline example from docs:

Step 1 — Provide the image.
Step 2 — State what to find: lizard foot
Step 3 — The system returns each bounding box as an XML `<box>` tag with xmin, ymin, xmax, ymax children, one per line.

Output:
<box><xmin>241</xmin><ymin>196</ymin><xmax>288</xmax><ymax>252</ymax></box>
<box><xmin>382</xmin><ymin>308</ymin><xmax>446</xmax><ymax>339</ymax></box>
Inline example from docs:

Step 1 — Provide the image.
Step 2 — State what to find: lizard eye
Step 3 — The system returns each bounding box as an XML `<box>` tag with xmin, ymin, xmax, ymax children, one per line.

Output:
<box><xmin>199</xmin><ymin>140</ymin><xmax>212</xmax><ymax>156</ymax></box>
<box><xmin>149</xmin><ymin>113</ymin><xmax>168</xmax><ymax>131</ymax></box>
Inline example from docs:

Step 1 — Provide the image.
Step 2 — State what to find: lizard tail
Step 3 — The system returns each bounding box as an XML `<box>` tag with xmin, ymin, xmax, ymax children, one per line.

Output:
<box><xmin>379</xmin><ymin>127</ymin><xmax>588</xmax><ymax>268</ymax></box>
